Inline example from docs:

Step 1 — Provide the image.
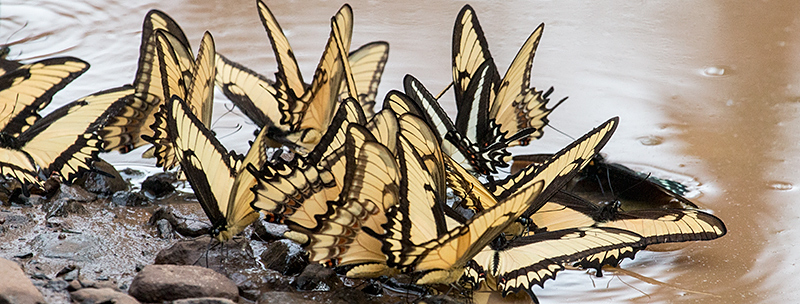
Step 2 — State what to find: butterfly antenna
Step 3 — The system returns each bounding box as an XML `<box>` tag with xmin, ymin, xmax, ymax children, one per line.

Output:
<box><xmin>214</xmin><ymin>124</ymin><xmax>244</xmax><ymax>141</ymax></box>
<box><xmin>3</xmin><ymin>22</ymin><xmax>29</xmax><ymax>49</ymax></box>
<box><xmin>614</xmin><ymin>273</ymin><xmax>651</xmax><ymax>299</ymax></box>
<box><xmin>618</xmin><ymin>171</ymin><xmax>653</xmax><ymax>199</ymax></box>
<box><xmin>546</xmin><ymin>123</ymin><xmax>576</xmax><ymax>141</ymax></box>
<box><xmin>605</xmin><ymin>164</ymin><xmax>615</xmax><ymax>200</ymax></box>
<box><xmin>435</xmin><ymin>82</ymin><xmax>453</xmax><ymax>100</ymax></box>
<box><xmin>211</xmin><ymin>102</ymin><xmax>240</xmax><ymax>128</ymax></box>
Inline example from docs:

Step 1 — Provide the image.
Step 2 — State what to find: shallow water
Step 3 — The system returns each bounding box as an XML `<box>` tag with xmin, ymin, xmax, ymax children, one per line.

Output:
<box><xmin>3</xmin><ymin>0</ymin><xmax>799</xmax><ymax>303</ymax></box>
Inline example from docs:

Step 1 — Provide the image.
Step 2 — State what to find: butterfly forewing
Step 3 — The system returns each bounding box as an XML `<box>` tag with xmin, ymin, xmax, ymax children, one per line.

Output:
<box><xmin>214</xmin><ymin>53</ymin><xmax>281</xmax><ymax>129</ymax></box>
<box><xmin>452</xmin><ymin>4</ymin><xmax>496</xmax><ymax>103</ymax></box>
<box><xmin>18</xmin><ymin>86</ymin><xmax>133</xmax><ymax>183</ymax></box>
<box><xmin>488</xmin><ymin>117</ymin><xmax>620</xmax><ymax>217</ymax></box>
<box><xmin>257</xmin><ymin>0</ymin><xmax>304</xmax><ymax>97</ymax></box>
<box><xmin>338</xmin><ymin>41</ymin><xmax>389</xmax><ymax>117</ymax></box>
<box><xmin>0</xmin><ymin>57</ymin><xmax>89</xmax><ymax>136</ymax></box>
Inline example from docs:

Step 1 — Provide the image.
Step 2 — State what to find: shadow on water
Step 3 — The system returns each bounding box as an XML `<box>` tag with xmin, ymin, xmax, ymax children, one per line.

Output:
<box><xmin>4</xmin><ymin>0</ymin><xmax>800</xmax><ymax>302</ymax></box>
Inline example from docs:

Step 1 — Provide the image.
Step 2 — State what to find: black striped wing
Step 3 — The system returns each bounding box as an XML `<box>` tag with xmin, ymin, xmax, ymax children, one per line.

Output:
<box><xmin>283</xmin><ymin>6</ymin><xmax>353</xmax><ymax>153</ymax></box>
<box><xmin>466</xmin><ymin>227</ymin><xmax>645</xmax><ymax>299</ymax></box>
<box><xmin>117</xmin><ymin>10</ymin><xmax>193</xmax><ymax>153</ymax></box>
<box><xmin>147</xmin><ymin>31</ymin><xmax>216</xmax><ymax>170</ymax></box>
<box><xmin>154</xmin><ymin>95</ymin><xmax>258</xmax><ymax>241</ymax></box>
<box><xmin>0</xmin><ymin>57</ymin><xmax>89</xmax><ymax>137</ymax></box>
<box><xmin>214</xmin><ymin>53</ymin><xmax>281</xmax><ymax>129</ymax></box>
<box><xmin>338</xmin><ymin>41</ymin><xmax>389</xmax><ymax>118</ymax></box>
<box><xmin>487</xmin><ymin>118</ymin><xmax>620</xmax><ymax>218</ymax></box>
<box><xmin>248</xmin><ymin>99</ymin><xmax>366</xmax><ymax>230</ymax></box>
<box><xmin>3</xmin><ymin>86</ymin><xmax>132</xmax><ymax>185</ymax></box>
<box><xmin>452</xmin><ymin>4</ymin><xmax>496</xmax><ymax>104</ymax></box>
<box><xmin>380</xmin><ymin>113</ymin><xmax>546</xmax><ymax>285</ymax></box>
<box><xmin>491</xmin><ymin>23</ymin><xmax>564</xmax><ymax>146</ymax></box>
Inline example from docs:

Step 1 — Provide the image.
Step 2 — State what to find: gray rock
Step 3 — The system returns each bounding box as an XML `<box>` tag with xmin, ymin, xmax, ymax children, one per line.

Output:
<box><xmin>69</xmin><ymin>287</ymin><xmax>140</xmax><ymax>304</ymax></box>
<box><xmin>112</xmin><ymin>191</ymin><xmax>148</xmax><ymax>207</ymax></box>
<box><xmin>147</xmin><ymin>207</ymin><xmax>207</xmax><ymax>238</ymax></box>
<box><xmin>128</xmin><ymin>264</ymin><xmax>238</xmax><ymax>302</ymax></box>
<box><xmin>141</xmin><ymin>173</ymin><xmax>176</xmax><ymax>198</ymax></box>
<box><xmin>295</xmin><ymin>263</ymin><xmax>339</xmax><ymax>291</ymax></box>
<box><xmin>52</xmin><ymin>183</ymin><xmax>97</xmax><ymax>202</ymax></box>
<box><xmin>43</xmin><ymin>199</ymin><xmax>88</xmax><ymax>218</ymax></box>
<box><xmin>260</xmin><ymin>239</ymin><xmax>307</xmax><ymax>275</ymax></box>
<box><xmin>172</xmin><ymin>297</ymin><xmax>237</xmax><ymax>304</ymax></box>
<box><xmin>154</xmin><ymin>236</ymin><xmax>256</xmax><ymax>273</ymax></box>
<box><xmin>30</xmin><ymin>233</ymin><xmax>103</xmax><ymax>262</ymax></box>
<box><xmin>251</xmin><ymin>219</ymin><xmax>289</xmax><ymax>242</ymax></box>
<box><xmin>75</xmin><ymin>159</ymin><xmax>128</xmax><ymax>195</ymax></box>
<box><xmin>0</xmin><ymin>257</ymin><xmax>45</xmax><ymax>304</ymax></box>
<box><xmin>156</xmin><ymin>218</ymin><xmax>174</xmax><ymax>238</ymax></box>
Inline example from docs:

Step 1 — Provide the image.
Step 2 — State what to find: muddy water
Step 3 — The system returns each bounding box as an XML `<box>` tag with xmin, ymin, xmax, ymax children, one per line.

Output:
<box><xmin>2</xmin><ymin>0</ymin><xmax>798</xmax><ymax>303</ymax></box>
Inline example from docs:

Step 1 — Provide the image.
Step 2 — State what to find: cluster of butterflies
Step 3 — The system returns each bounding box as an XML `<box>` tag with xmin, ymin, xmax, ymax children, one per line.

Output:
<box><xmin>0</xmin><ymin>2</ymin><xmax>727</xmax><ymax>302</ymax></box>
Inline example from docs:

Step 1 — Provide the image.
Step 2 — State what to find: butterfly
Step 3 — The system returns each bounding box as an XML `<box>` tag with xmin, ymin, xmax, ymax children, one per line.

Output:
<box><xmin>452</xmin><ymin>4</ymin><xmax>564</xmax><ymax>147</ymax></box>
<box><xmin>463</xmin><ymin>189</ymin><xmax>726</xmax><ymax>300</ymax></box>
<box><xmin>215</xmin><ymin>1</ymin><xmax>387</xmax><ymax>155</ymax></box>
<box><xmin>103</xmin><ymin>10</ymin><xmax>196</xmax><ymax>154</ymax></box>
<box><xmin>384</xmin><ymin>5</ymin><xmax>563</xmax><ymax>176</ymax></box>
<box><xmin>143</xmin><ymin>30</ymin><xmax>217</xmax><ymax>170</ymax></box>
<box><xmin>149</xmin><ymin>94</ymin><xmax>266</xmax><ymax>241</ymax></box>
<box><xmin>246</xmin><ymin>97</ymin><xmax>368</xmax><ymax>235</ymax></box>
<box><xmin>0</xmin><ymin>58</ymin><xmax>133</xmax><ymax>187</ymax></box>
<box><xmin>278</xmin><ymin>114</ymin><xmax>619</xmax><ymax>287</ymax></box>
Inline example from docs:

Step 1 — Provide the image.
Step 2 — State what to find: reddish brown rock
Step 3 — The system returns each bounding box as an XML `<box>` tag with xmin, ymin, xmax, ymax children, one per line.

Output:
<box><xmin>127</xmin><ymin>264</ymin><xmax>238</xmax><ymax>302</ymax></box>
<box><xmin>69</xmin><ymin>288</ymin><xmax>139</xmax><ymax>304</ymax></box>
<box><xmin>0</xmin><ymin>258</ymin><xmax>45</xmax><ymax>304</ymax></box>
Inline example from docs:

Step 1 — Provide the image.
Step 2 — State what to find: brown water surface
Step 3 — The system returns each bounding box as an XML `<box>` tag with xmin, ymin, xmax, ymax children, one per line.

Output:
<box><xmin>3</xmin><ymin>1</ymin><xmax>799</xmax><ymax>303</ymax></box>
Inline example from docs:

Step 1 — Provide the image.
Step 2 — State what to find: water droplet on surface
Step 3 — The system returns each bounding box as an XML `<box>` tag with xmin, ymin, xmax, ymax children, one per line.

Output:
<box><xmin>769</xmin><ymin>182</ymin><xmax>793</xmax><ymax>191</ymax></box>
<box><xmin>703</xmin><ymin>66</ymin><xmax>729</xmax><ymax>77</ymax></box>
<box><xmin>637</xmin><ymin>135</ymin><xmax>663</xmax><ymax>146</ymax></box>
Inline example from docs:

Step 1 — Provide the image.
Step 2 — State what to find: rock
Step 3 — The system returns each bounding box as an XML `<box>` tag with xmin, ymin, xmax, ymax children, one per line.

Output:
<box><xmin>119</xmin><ymin>167</ymin><xmax>145</xmax><ymax>177</ymax></box>
<box><xmin>75</xmin><ymin>159</ymin><xmax>128</xmax><ymax>195</ymax></box>
<box><xmin>0</xmin><ymin>257</ymin><xmax>45</xmax><ymax>304</ymax></box>
<box><xmin>80</xmin><ymin>278</ymin><xmax>120</xmax><ymax>291</ymax></box>
<box><xmin>172</xmin><ymin>297</ymin><xmax>237</xmax><ymax>304</ymax></box>
<box><xmin>251</xmin><ymin>219</ymin><xmax>289</xmax><ymax>242</ymax></box>
<box><xmin>154</xmin><ymin>236</ymin><xmax>257</xmax><ymax>273</ymax></box>
<box><xmin>69</xmin><ymin>287</ymin><xmax>140</xmax><ymax>304</ymax></box>
<box><xmin>257</xmin><ymin>292</ymin><xmax>319</xmax><ymax>304</ymax></box>
<box><xmin>52</xmin><ymin>183</ymin><xmax>97</xmax><ymax>202</ymax></box>
<box><xmin>155</xmin><ymin>218</ymin><xmax>173</xmax><ymax>238</ymax></box>
<box><xmin>147</xmin><ymin>207</ymin><xmax>207</xmax><ymax>237</ymax></box>
<box><xmin>141</xmin><ymin>173</ymin><xmax>176</xmax><ymax>198</ymax></box>
<box><xmin>294</xmin><ymin>263</ymin><xmax>339</xmax><ymax>291</ymax></box>
<box><xmin>44</xmin><ymin>279</ymin><xmax>70</xmax><ymax>291</ymax></box>
<box><xmin>0</xmin><ymin>178</ymin><xmax>24</xmax><ymax>206</ymax></box>
<box><xmin>227</xmin><ymin>269</ymin><xmax>293</xmax><ymax>301</ymax></box>
<box><xmin>128</xmin><ymin>264</ymin><xmax>238</xmax><ymax>302</ymax></box>
<box><xmin>67</xmin><ymin>279</ymin><xmax>82</xmax><ymax>292</ymax></box>
<box><xmin>55</xmin><ymin>264</ymin><xmax>79</xmax><ymax>281</ymax></box>
<box><xmin>111</xmin><ymin>191</ymin><xmax>149</xmax><ymax>207</ymax></box>
<box><xmin>43</xmin><ymin>199</ymin><xmax>88</xmax><ymax>218</ymax></box>
<box><xmin>30</xmin><ymin>233</ymin><xmax>103</xmax><ymax>262</ymax></box>
<box><xmin>260</xmin><ymin>239</ymin><xmax>307</xmax><ymax>275</ymax></box>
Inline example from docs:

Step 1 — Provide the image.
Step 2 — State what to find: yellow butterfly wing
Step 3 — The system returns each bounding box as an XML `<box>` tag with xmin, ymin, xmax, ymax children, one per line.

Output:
<box><xmin>12</xmin><ymin>86</ymin><xmax>133</xmax><ymax>184</ymax></box>
<box><xmin>0</xmin><ymin>57</ymin><xmax>89</xmax><ymax>137</ymax></box>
